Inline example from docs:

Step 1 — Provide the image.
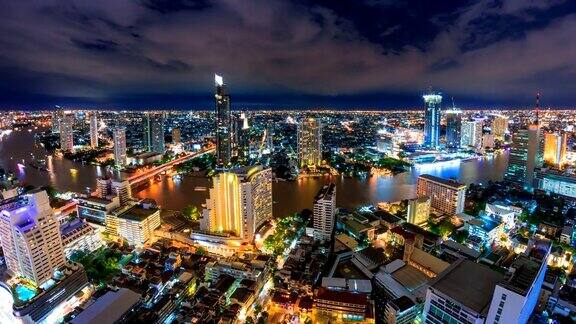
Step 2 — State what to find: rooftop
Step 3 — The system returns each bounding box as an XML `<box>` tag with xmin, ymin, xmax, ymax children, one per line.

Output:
<box><xmin>314</xmin><ymin>183</ymin><xmax>336</xmax><ymax>202</ymax></box>
<box><xmin>500</xmin><ymin>255</ymin><xmax>545</xmax><ymax>296</ymax></box>
<box><xmin>388</xmin><ymin>296</ymin><xmax>416</xmax><ymax>312</ymax></box>
<box><xmin>315</xmin><ymin>287</ymin><xmax>367</xmax><ymax>306</ymax></box>
<box><xmin>118</xmin><ymin>204</ymin><xmax>159</xmax><ymax>221</ymax></box>
<box><xmin>418</xmin><ymin>174</ymin><xmax>466</xmax><ymax>189</ymax></box>
<box><xmin>71</xmin><ymin>288</ymin><xmax>141</xmax><ymax>324</ymax></box>
<box><xmin>431</xmin><ymin>259</ymin><xmax>504</xmax><ymax>316</ymax></box>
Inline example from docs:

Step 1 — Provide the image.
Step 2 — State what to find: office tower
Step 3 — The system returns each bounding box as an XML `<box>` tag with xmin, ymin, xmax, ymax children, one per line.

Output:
<box><xmin>445</xmin><ymin>107</ymin><xmax>462</xmax><ymax>149</ymax></box>
<box><xmin>406</xmin><ymin>196</ymin><xmax>431</xmax><ymax>226</ymax></box>
<box><xmin>313</xmin><ymin>183</ymin><xmax>336</xmax><ymax>242</ymax></box>
<box><xmin>423</xmin><ymin>91</ymin><xmax>442</xmax><ymax>149</ymax></box>
<box><xmin>0</xmin><ymin>190</ymin><xmax>66</xmax><ymax>284</ymax></box>
<box><xmin>96</xmin><ymin>177</ymin><xmax>112</xmax><ymax>198</ymax></box>
<box><xmin>543</xmin><ymin>132</ymin><xmax>567</xmax><ymax>168</ymax></box>
<box><xmin>460</xmin><ymin>120</ymin><xmax>483</xmax><ymax>149</ymax></box>
<box><xmin>238</xmin><ymin>113</ymin><xmax>250</xmax><ymax>160</ymax></box>
<box><xmin>60</xmin><ymin>111</ymin><xmax>74</xmax><ymax>152</ymax></box>
<box><xmin>297</xmin><ymin>117</ymin><xmax>322</xmax><ymax>168</ymax></box>
<box><xmin>51</xmin><ymin>108</ymin><xmax>63</xmax><ymax>133</ymax></box>
<box><xmin>505</xmin><ymin>125</ymin><xmax>542</xmax><ymax>188</ymax></box>
<box><xmin>143</xmin><ymin>112</ymin><xmax>165</xmax><ymax>153</ymax></box>
<box><xmin>416</xmin><ymin>174</ymin><xmax>466</xmax><ymax>215</ymax></box>
<box><xmin>423</xmin><ymin>259</ymin><xmax>504</xmax><ymax>324</ymax></box>
<box><xmin>172</xmin><ymin>127</ymin><xmax>181</xmax><ymax>145</ymax></box>
<box><xmin>113</xmin><ymin>127</ymin><xmax>127</xmax><ymax>167</ymax></box>
<box><xmin>112</xmin><ymin>180</ymin><xmax>132</xmax><ymax>206</ymax></box>
<box><xmin>89</xmin><ymin>112</ymin><xmax>98</xmax><ymax>148</ymax></box>
<box><xmin>200</xmin><ymin>166</ymin><xmax>272</xmax><ymax>240</ymax></box>
<box><xmin>492</xmin><ymin>115</ymin><xmax>509</xmax><ymax>140</ymax></box>
<box><xmin>215</xmin><ymin>74</ymin><xmax>232</xmax><ymax>167</ymax></box>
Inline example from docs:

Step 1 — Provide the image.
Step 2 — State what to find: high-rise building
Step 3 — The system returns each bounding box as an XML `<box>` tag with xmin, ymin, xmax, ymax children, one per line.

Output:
<box><xmin>416</xmin><ymin>175</ymin><xmax>466</xmax><ymax>215</ymax></box>
<box><xmin>460</xmin><ymin>120</ymin><xmax>483</xmax><ymax>149</ymax></box>
<box><xmin>482</xmin><ymin>134</ymin><xmax>495</xmax><ymax>149</ymax></box>
<box><xmin>215</xmin><ymin>74</ymin><xmax>232</xmax><ymax>167</ymax></box>
<box><xmin>143</xmin><ymin>112</ymin><xmax>165</xmax><ymax>153</ymax></box>
<box><xmin>60</xmin><ymin>111</ymin><xmax>74</xmax><ymax>152</ymax></box>
<box><xmin>238</xmin><ymin>112</ymin><xmax>250</xmax><ymax>160</ymax></box>
<box><xmin>297</xmin><ymin>117</ymin><xmax>322</xmax><ymax>168</ymax></box>
<box><xmin>406</xmin><ymin>196</ymin><xmax>431</xmax><ymax>226</ymax></box>
<box><xmin>112</xmin><ymin>180</ymin><xmax>132</xmax><ymax>206</ymax></box>
<box><xmin>200</xmin><ymin>166</ymin><xmax>272</xmax><ymax>240</ymax></box>
<box><xmin>505</xmin><ymin>124</ymin><xmax>542</xmax><ymax>188</ymax></box>
<box><xmin>423</xmin><ymin>92</ymin><xmax>442</xmax><ymax>149</ymax></box>
<box><xmin>113</xmin><ymin>127</ymin><xmax>127</xmax><ymax>167</ymax></box>
<box><xmin>543</xmin><ymin>132</ymin><xmax>567</xmax><ymax>168</ymax></box>
<box><xmin>313</xmin><ymin>183</ymin><xmax>336</xmax><ymax>242</ymax></box>
<box><xmin>492</xmin><ymin>116</ymin><xmax>509</xmax><ymax>140</ymax></box>
<box><xmin>445</xmin><ymin>108</ymin><xmax>462</xmax><ymax>149</ymax></box>
<box><xmin>51</xmin><ymin>108</ymin><xmax>63</xmax><ymax>133</ymax></box>
<box><xmin>0</xmin><ymin>190</ymin><xmax>66</xmax><ymax>284</ymax></box>
<box><xmin>96</xmin><ymin>177</ymin><xmax>112</xmax><ymax>198</ymax></box>
<box><xmin>172</xmin><ymin>127</ymin><xmax>181</xmax><ymax>145</ymax></box>
<box><xmin>89</xmin><ymin>112</ymin><xmax>98</xmax><ymax>148</ymax></box>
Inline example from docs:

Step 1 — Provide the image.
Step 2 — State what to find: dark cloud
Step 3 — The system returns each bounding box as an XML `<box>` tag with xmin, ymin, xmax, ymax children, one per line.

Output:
<box><xmin>0</xmin><ymin>0</ymin><xmax>575</xmax><ymax>109</ymax></box>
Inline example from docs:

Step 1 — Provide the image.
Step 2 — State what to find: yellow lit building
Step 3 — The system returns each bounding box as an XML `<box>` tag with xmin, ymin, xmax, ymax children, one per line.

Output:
<box><xmin>492</xmin><ymin>116</ymin><xmax>508</xmax><ymax>140</ymax></box>
<box><xmin>543</xmin><ymin>132</ymin><xmax>567</xmax><ymax>168</ymax></box>
<box><xmin>297</xmin><ymin>118</ymin><xmax>322</xmax><ymax>168</ymax></box>
<box><xmin>407</xmin><ymin>196</ymin><xmax>431</xmax><ymax>226</ymax></box>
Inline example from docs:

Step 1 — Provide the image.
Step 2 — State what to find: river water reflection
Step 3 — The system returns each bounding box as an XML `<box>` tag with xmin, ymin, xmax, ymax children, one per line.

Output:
<box><xmin>0</xmin><ymin>129</ymin><xmax>509</xmax><ymax>217</ymax></box>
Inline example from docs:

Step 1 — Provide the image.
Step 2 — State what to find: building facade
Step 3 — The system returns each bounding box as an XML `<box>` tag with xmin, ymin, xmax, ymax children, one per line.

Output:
<box><xmin>543</xmin><ymin>132</ymin><xmax>567</xmax><ymax>168</ymax></box>
<box><xmin>89</xmin><ymin>112</ymin><xmax>98</xmax><ymax>148</ymax></box>
<box><xmin>113</xmin><ymin>127</ymin><xmax>127</xmax><ymax>167</ymax></box>
<box><xmin>445</xmin><ymin>108</ymin><xmax>462</xmax><ymax>149</ymax></box>
<box><xmin>143</xmin><ymin>112</ymin><xmax>165</xmax><ymax>153</ymax></box>
<box><xmin>416</xmin><ymin>175</ymin><xmax>466</xmax><ymax>215</ymax></box>
<box><xmin>60</xmin><ymin>112</ymin><xmax>74</xmax><ymax>152</ymax></box>
<box><xmin>406</xmin><ymin>196</ymin><xmax>431</xmax><ymax>226</ymax></box>
<box><xmin>215</xmin><ymin>74</ymin><xmax>232</xmax><ymax>167</ymax></box>
<box><xmin>297</xmin><ymin>118</ymin><xmax>323</xmax><ymax>168</ymax></box>
<box><xmin>505</xmin><ymin>125</ymin><xmax>542</xmax><ymax>188</ymax></box>
<box><xmin>313</xmin><ymin>183</ymin><xmax>336</xmax><ymax>242</ymax></box>
<box><xmin>460</xmin><ymin>120</ymin><xmax>483</xmax><ymax>149</ymax></box>
<box><xmin>492</xmin><ymin>116</ymin><xmax>508</xmax><ymax>140</ymax></box>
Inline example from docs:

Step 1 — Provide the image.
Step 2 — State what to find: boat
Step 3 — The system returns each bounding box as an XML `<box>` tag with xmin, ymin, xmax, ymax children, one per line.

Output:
<box><xmin>194</xmin><ymin>186</ymin><xmax>207</xmax><ymax>192</ymax></box>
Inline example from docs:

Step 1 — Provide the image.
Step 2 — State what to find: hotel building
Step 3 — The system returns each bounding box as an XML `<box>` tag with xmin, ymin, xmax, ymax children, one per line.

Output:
<box><xmin>297</xmin><ymin>117</ymin><xmax>322</xmax><ymax>168</ymax></box>
<box><xmin>416</xmin><ymin>175</ymin><xmax>466</xmax><ymax>215</ymax></box>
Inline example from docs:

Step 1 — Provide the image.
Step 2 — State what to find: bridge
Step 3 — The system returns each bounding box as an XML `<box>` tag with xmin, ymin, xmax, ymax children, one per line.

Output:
<box><xmin>127</xmin><ymin>147</ymin><xmax>214</xmax><ymax>186</ymax></box>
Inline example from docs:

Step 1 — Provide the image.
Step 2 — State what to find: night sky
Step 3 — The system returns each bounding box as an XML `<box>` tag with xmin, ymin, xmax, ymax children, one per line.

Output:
<box><xmin>1</xmin><ymin>0</ymin><xmax>576</xmax><ymax>109</ymax></box>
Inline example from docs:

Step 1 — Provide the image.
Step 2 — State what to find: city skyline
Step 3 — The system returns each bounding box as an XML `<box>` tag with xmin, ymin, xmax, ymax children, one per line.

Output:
<box><xmin>1</xmin><ymin>1</ymin><xmax>576</xmax><ymax>109</ymax></box>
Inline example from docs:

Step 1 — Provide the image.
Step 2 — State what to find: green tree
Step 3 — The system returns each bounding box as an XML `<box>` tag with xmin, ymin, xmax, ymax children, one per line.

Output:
<box><xmin>182</xmin><ymin>205</ymin><xmax>201</xmax><ymax>221</ymax></box>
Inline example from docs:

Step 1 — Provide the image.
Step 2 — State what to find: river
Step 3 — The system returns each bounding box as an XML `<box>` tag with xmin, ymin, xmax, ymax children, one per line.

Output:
<box><xmin>0</xmin><ymin>128</ymin><xmax>509</xmax><ymax>217</ymax></box>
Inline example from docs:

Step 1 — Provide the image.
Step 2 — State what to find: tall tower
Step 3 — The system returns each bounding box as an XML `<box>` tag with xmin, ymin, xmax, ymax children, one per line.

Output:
<box><xmin>238</xmin><ymin>112</ymin><xmax>250</xmax><ymax>161</ymax></box>
<box><xmin>492</xmin><ymin>115</ymin><xmax>509</xmax><ymax>140</ymax></box>
<box><xmin>172</xmin><ymin>127</ymin><xmax>181</xmax><ymax>145</ymax></box>
<box><xmin>143</xmin><ymin>112</ymin><xmax>165</xmax><ymax>153</ymax></box>
<box><xmin>90</xmin><ymin>112</ymin><xmax>98</xmax><ymax>148</ymax></box>
<box><xmin>543</xmin><ymin>132</ymin><xmax>567</xmax><ymax>168</ymax></box>
<box><xmin>215</xmin><ymin>74</ymin><xmax>232</xmax><ymax>167</ymax></box>
<box><xmin>200</xmin><ymin>166</ymin><xmax>273</xmax><ymax>240</ymax></box>
<box><xmin>445</xmin><ymin>105</ymin><xmax>462</xmax><ymax>149</ymax></box>
<box><xmin>113</xmin><ymin>127</ymin><xmax>127</xmax><ymax>167</ymax></box>
<box><xmin>60</xmin><ymin>111</ymin><xmax>75</xmax><ymax>152</ymax></box>
<box><xmin>313</xmin><ymin>183</ymin><xmax>336</xmax><ymax>242</ymax></box>
<box><xmin>297</xmin><ymin>118</ymin><xmax>322</xmax><ymax>168</ymax></box>
<box><xmin>460</xmin><ymin>119</ymin><xmax>483</xmax><ymax>149</ymax></box>
<box><xmin>0</xmin><ymin>190</ymin><xmax>67</xmax><ymax>284</ymax></box>
<box><xmin>423</xmin><ymin>91</ymin><xmax>442</xmax><ymax>149</ymax></box>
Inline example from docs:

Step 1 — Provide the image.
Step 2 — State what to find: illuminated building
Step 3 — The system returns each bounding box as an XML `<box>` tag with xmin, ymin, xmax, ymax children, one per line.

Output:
<box><xmin>0</xmin><ymin>190</ymin><xmax>66</xmax><ymax>284</ymax></box>
<box><xmin>112</xmin><ymin>180</ymin><xmax>132</xmax><ymax>206</ymax></box>
<box><xmin>96</xmin><ymin>177</ymin><xmax>112</xmax><ymax>198</ymax></box>
<box><xmin>51</xmin><ymin>108</ymin><xmax>62</xmax><ymax>133</ymax></box>
<box><xmin>313</xmin><ymin>287</ymin><xmax>373</xmax><ymax>323</ymax></box>
<box><xmin>238</xmin><ymin>112</ymin><xmax>250</xmax><ymax>160</ymax></box>
<box><xmin>416</xmin><ymin>175</ymin><xmax>465</xmax><ymax>215</ymax></box>
<box><xmin>376</xmin><ymin>131</ymin><xmax>399</xmax><ymax>157</ymax></box>
<box><xmin>200</xmin><ymin>166</ymin><xmax>272</xmax><ymax>241</ymax></box>
<box><xmin>89</xmin><ymin>112</ymin><xmax>98</xmax><ymax>148</ymax></box>
<box><xmin>445</xmin><ymin>107</ymin><xmax>462</xmax><ymax>149</ymax></box>
<box><xmin>482</xmin><ymin>134</ymin><xmax>495</xmax><ymax>149</ymax></box>
<box><xmin>215</xmin><ymin>74</ymin><xmax>232</xmax><ymax>167</ymax></box>
<box><xmin>505</xmin><ymin>124</ymin><xmax>542</xmax><ymax>188</ymax></box>
<box><xmin>172</xmin><ymin>127</ymin><xmax>181</xmax><ymax>145</ymax></box>
<box><xmin>297</xmin><ymin>117</ymin><xmax>322</xmax><ymax>168</ymax></box>
<box><xmin>492</xmin><ymin>116</ymin><xmax>508</xmax><ymax>140</ymax></box>
<box><xmin>406</xmin><ymin>196</ymin><xmax>430</xmax><ymax>226</ymax></box>
<box><xmin>543</xmin><ymin>132</ymin><xmax>567</xmax><ymax>167</ymax></box>
<box><xmin>76</xmin><ymin>196</ymin><xmax>120</xmax><ymax>225</ymax></box>
<box><xmin>534</xmin><ymin>168</ymin><xmax>576</xmax><ymax>198</ymax></box>
<box><xmin>106</xmin><ymin>204</ymin><xmax>161</xmax><ymax>247</ymax></box>
<box><xmin>383</xmin><ymin>296</ymin><xmax>419</xmax><ymax>324</ymax></box>
<box><xmin>113</xmin><ymin>127</ymin><xmax>127</xmax><ymax>167</ymax></box>
<box><xmin>59</xmin><ymin>111</ymin><xmax>74</xmax><ymax>152</ymax></box>
<box><xmin>423</xmin><ymin>91</ymin><xmax>442</xmax><ymax>149</ymax></box>
<box><xmin>313</xmin><ymin>183</ymin><xmax>336</xmax><ymax>242</ymax></box>
<box><xmin>460</xmin><ymin>120</ymin><xmax>482</xmax><ymax>149</ymax></box>
<box><xmin>60</xmin><ymin>218</ymin><xmax>103</xmax><ymax>259</ymax></box>
<box><xmin>143</xmin><ymin>112</ymin><xmax>165</xmax><ymax>153</ymax></box>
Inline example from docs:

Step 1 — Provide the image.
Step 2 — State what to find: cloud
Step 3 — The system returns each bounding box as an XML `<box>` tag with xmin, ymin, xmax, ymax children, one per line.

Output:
<box><xmin>0</xmin><ymin>0</ymin><xmax>575</xmax><ymax>107</ymax></box>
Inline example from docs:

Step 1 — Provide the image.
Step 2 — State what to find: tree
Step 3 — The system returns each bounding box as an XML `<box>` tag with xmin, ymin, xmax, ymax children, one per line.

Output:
<box><xmin>453</xmin><ymin>230</ymin><xmax>469</xmax><ymax>244</ymax></box>
<box><xmin>182</xmin><ymin>205</ymin><xmax>200</xmax><ymax>221</ymax></box>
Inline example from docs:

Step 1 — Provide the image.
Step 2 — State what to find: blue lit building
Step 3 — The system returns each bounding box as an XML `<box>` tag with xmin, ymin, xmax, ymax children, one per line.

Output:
<box><xmin>445</xmin><ymin>107</ymin><xmax>462</xmax><ymax>149</ymax></box>
<box><xmin>423</xmin><ymin>92</ymin><xmax>442</xmax><ymax>149</ymax></box>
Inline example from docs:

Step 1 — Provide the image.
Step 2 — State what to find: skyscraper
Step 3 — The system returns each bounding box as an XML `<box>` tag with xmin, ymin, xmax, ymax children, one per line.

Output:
<box><xmin>460</xmin><ymin>119</ymin><xmax>483</xmax><ymax>149</ymax></box>
<box><xmin>89</xmin><ymin>112</ymin><xmax>98</xmax><ymax>148</ymax></box>
<box><xmin>51</xmin><ymin>108</ymin><xmax>63</xmax><ymax>133</ymax></box>
<box><xmin>215</xmin><ymin>74</ymin><xmax>232</xmax><ymax>167</ymax></box>
<box><xmin>143</xmin><ymin>112</ymin><xmax>165</xmax><ymax>153</ymax></box>
<box><xmin>60</xmin><ymin>111</ymin><xmax>74</xmax><ymax>152</ymax></box>
<box><xmin>313</xmin><ymin>183</ymin><xmax>336</xmax><ymax>242</ymax></box>
<box><xmin>492</xmin><ymin>115</ymin><xmax>509</xmax><ymax>140</ymax></box>
<box><xmin>543</xmin><ymin>132</ymin><xmax>567</xmax><ymax>168</ymax></box>
<box><xmin>297</xmin><ymin>117</ymin><xmax>322</xmax><ymax>168</ymax></box>
<box><xmin>200</xmin><ymin>166</ymin><xmax>272</xmax><ymax>240</ymax></box>
<box><xmin>445</xmin><ymin>107</ymin><xmax>462</xmax><ymax>149</ymax></box>
<box><xmin>0</xmin><ymin>190</ymin><xmax>66</xmax><ymax>284</ymax></box>
<box><xmin>423</xmin><ymin>91</ymin><xmax>442</xmax><ymax>149</ymax></box>
<box><xmin>113</xmin><ymin>127</ymin><xmax>127</xmax><ymax>167</ymax></box>
<box><xmin>172</xmin><ymin>127</ymin><xmax>181</xmax><ymax>145</ymax></box>
<box><xmin>238</xmin><ymin>112</ymin><xmax>250</xmax><ymax>161</ymax></box>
